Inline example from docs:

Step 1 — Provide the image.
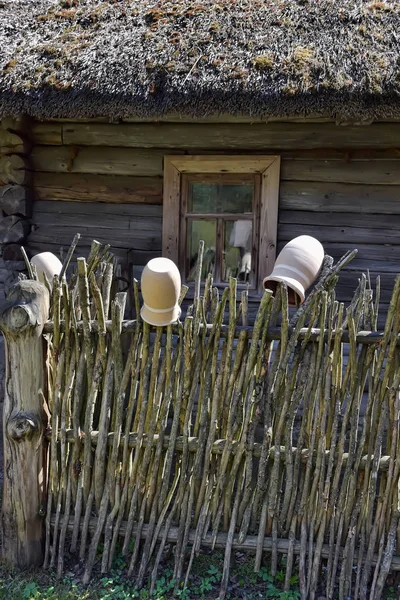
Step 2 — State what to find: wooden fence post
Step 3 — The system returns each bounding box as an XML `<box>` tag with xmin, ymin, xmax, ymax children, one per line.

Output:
<box><xmin>0</xmin><ymin>279</ymin><xmax>49</xmax><ymax>568</ymax></box>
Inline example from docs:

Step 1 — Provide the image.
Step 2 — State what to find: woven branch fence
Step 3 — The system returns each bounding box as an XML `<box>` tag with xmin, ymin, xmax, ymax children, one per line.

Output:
<box><xmin>4</xmin><ymin>239</ymin><xmax>400</xmax><ymax>600</ymax></box>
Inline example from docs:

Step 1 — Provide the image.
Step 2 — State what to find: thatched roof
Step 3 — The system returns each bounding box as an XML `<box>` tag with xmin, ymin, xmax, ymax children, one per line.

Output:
<box><xmin>1</xmin><ymin>0</ymin><xmax>400</xmax><ymax>121</ymax></box>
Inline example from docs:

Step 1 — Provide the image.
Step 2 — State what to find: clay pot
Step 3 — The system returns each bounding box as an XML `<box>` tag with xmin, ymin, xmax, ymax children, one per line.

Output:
<box><xmin>141</xmin><ymin>257</ymin><xmax>181</xmax><ymax>326</ymax></box>
<box><xmin>31</xmin><ymin>252</ymin><xmax>62</xmax><ymax>288</ymax></box>
<box><xmin>263</xmin><ymin>235</ymin><xmax>324</xmax><ymax>306</ymax></box>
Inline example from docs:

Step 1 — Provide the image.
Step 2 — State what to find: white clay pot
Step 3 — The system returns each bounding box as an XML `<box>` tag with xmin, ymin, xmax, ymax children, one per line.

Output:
<box><xmin>31</xmin><ymin>252</ymin><xmax>62</xmax><ymax>288</ymax></box>
<box><xmin>263</xmin><ymin>235</ymin><xmax>324</xmax><ymax>306</ymax></box>
<box><xmin>141</xmin><ymin>257</ymin><xmax>181</xmax><ymax>327</ymax></box>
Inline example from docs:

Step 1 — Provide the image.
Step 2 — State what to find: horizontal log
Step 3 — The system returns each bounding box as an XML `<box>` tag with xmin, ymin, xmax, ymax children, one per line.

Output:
<box><xmin>184</xmin><ymin>148</ymin><xmax>400</xmax><ymax>160</ymax></box>
<box><xmin>45</xmin><ymin>115</ymin><xmax>400</xmax><ymax>124</ymax></box>
<box><xmin>297</xmin><ymin>242</ymin><xmax>400</xmax><ymax>263</ymax></box>
<box><xmin>338</xmin><ymin>259</ymin><xmax>400</xmax><ymax>273</ymax></box>
<box><xmin>38</xmin><ymin>115</ymin><xmax>342</xmax><ymax>131</ymax></box>
<box><xmin>278</xmin><ymin>223</ymin><xmax>400</xmax><ymax>244</ymax></box>
<box><xmin>29</xmin><ymin>228</ymin><xmax>161</xmax><ymax>252</ymax></box>
<box><xmin>120</xmin><ymin>114</ymin><xmax>367</xmax><ymax>125</ymax></box>
<box><xmin>34</xmin><ymin>200</ymin><xmax>162</xmax><ymax>223</ymax></box>
<box><xmin>50</xmin><ymin>515</ymin><xmax>400</xmax><ymax>570</ymax></box>
<box><xmin>33</xmin><ymin>172</ymin><xmax>163</xmax><ymax>204</ymax></box>
<box><xmin>30</xmin><ymin>199</ymin><xmax>162</xmax><ymax>251</ymax></box>
<box><xmin>334</xmin><ymin>291</ymin><xmax>393</xmax><ymax>306</ymax></box>
<box><xmin>318</xmin><ymin>242</ymin><xmax>400</xmax><ymax>274</ymax></box>
<box><xmin>280</xmin><ymin>181</ymin><xmax>400</xmax><ymax>214</ymax></box>
<box><xmin>0</xmin><ymin>155</ymin><xmax>28</xmax><ymax>185</ymax></box>
<box><xmin>42</xmin><ymin>319</ymin><xmax>397</xmax><ymax>345</ymax></box>
<box><xmin>31</xmin><ymin>146</ymin><xmax>182</xmax><ymax>177</ymax></box>
<box><xmin>29</xmin><ymin>122</ymin><xmax>62</xmax><ymax>145</ymax></box>
<box><xmin>279</xmin><ymin>210</ymin><xmax>400</xmax><ymax>231</ymax></box>
<box><xmin>29</xmin><ymin>222</ymin><xmax>160</xmax><ymax>240</ymax></box>
<box><xmin>33</xmin><ymin>143</ymin><xmax>400</xmax><ymax>166</ymax></box>
<box><xmin>30</xmin><ymin>148</ymin><xmax>400</xmax><ymax>189</ymax></box>
<box><xmin>337</xmin><ymin>270</ymin><xmax>396</xmax><ymax>291</ymax></box>
<box><xmin>27</xmin><ymin>241</ymin><xmax>129</xmax><ymax>263</ymax></box>
<box><xmin>275</xmin><ymin>242</ymin><xmax>400</xmax><ymax>272</ymax></box>
<box><xmin>33</xmin><ymin>211</ymin><xmax>161</xmax><ymax>232</ymax></box>
<box><xmin>281</xmin><ymin>159</ymin><xmax>400</xmax><ymax>185</ymax></box>
<box><xmin>61</xmin><ymin>122</ymin><xmax>400</xmax><ymax>150</ymax></box>
<box><xmin>331</xmin><ymin>269</ymin><xmax>396</xmax><ymax>303</ymax></box>
<box><xmin>0</xmin><ymin>185</ymin><xmax>31</xmax><ymax>216</ymax></box>
<box><xmin>30</xmin><ymin>201</ymin><xmax>162</xmax><ymax>252</ymax></box>
<box><xmin>336</xmin><ymin>289</ymin><xmax>391</xmax><ymax>305</ymax></box>
<box><xmin>44</xmin><ymin>429</ymin><xmax>394</xmax><ymax>472</ymax></box>
<box><xmin>0</xmin><ymin>216</ymin><xmax>30</xmax><ymax>244</ymax></box>
<box><xmin>33</xmin><ymin>199</ymin><xmax>162</xmax><ymax>218</ymax></box>
<box><xmin>30</xmin><ymin>147</ymin><xmax>400</xmax><ymax>186</ymax></box>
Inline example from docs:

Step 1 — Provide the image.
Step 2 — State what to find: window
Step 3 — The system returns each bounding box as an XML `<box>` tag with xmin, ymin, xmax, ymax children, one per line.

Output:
<box><xmin>162</xmin><ymin>156</ymin><xmax>281</xmax><ymax>294</ymax></box>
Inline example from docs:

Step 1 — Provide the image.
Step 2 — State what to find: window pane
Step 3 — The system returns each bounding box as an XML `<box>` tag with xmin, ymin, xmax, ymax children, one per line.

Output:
<box><xmin>187</xmin><ymin>220</ymin><xmax>216</xmax><ymax>281</ymax></box>
<box><xmin>189</xmin><ymin>182</ymin><xmax>253</xmax><ymax>214</ymax></box>
<box><xmin>223</xmin><ymin>220</ymin><xmax>252</xmax><ymax>283</ymax></box>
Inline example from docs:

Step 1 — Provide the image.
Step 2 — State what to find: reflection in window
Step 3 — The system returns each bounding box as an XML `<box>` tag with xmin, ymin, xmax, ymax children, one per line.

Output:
<box><xmin>224</xmin><ymin>220</ymin><xmax>252</xmax><ymax>282</ymax></box>
<box><xmin>189</xmin><ymin>183</ymin><xmax>253</xmax><ymax>214</ymax></box>
<box><xmin>184</xmin><ymin>178</ymin><xmax>255</xmax><ymax>285</ymax></box>
<box><xmin>187</xmin><ymin>220</ymin><xmax>216</xmax><ymax>282</ymax></box>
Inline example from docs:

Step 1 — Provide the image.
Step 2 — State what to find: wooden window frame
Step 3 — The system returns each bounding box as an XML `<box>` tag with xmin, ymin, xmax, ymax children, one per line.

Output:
<box><xmin>162</xmin><ymin>155</ymin><xmax>281</xmax><ymax>295</ymax></box>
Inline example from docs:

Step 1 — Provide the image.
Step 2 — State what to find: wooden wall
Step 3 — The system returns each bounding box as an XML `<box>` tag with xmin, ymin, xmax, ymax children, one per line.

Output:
<box><xmin>28</xmin><ymin>120</ymin><xmax>400</xmax><ymax>323</ymax></box>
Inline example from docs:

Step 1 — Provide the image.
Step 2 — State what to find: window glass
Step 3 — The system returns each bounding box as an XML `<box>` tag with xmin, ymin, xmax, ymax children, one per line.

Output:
<box><xmin>187</xmin><ymin>220</ymin><xmax>216</xmax><ymax>282</ymax></box>
<box><xmin>223</xmin><ymin>220</ymin><xmax>252</xmax><ymax>282</ymax></box>
<box><xmin>189</xmin><ymin>182</ymin><xmax>253</xmax><ymax>214</ymax></box>
<box><xmin>185</xmin><ymin>180</ymin><xmax>255</xmax><ymax>283</ymax></box>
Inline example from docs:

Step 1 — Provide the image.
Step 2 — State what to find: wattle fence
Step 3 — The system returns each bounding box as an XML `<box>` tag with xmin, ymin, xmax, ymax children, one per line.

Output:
<box><xmin>1</xmin><ymin>239</ymin><xmax>400</xmax><ymax>600</ymax></box>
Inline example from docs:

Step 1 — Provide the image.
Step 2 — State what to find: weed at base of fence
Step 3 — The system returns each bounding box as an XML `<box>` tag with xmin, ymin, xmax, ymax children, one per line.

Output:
<box><xmin>0</xmin><ymin>551</ymin><xmax>303</xmax><ymax>600</ymax></box>
<box><xmin>0</xmin><ymin>553</ymin><xmax>399</xmax><ymax>600</ymax></box>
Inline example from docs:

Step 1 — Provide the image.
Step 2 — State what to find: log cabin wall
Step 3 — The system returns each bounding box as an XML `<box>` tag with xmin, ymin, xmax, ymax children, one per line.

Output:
<box><xmin>28</xmin><ymin>119</ymin><xmax>400</xmax><ymax>326</ymax></box>
<box><xmin>0</xmin><ymin>118</ymin><xmax>32</xmax><ymax>405</ymax></box>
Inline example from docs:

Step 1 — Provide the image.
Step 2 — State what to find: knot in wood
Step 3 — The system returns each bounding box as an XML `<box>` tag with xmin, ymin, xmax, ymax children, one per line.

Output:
<box><xmin>7</xmin><ymin>412</ymin><xmax>41</xmax><ymax>441</ymax></box>
<box><xmin>10</xmin><ymin>305</ymin><xmax>30</xmax><ymax>329</ymax></box>
<box><xmin>0</xmin><ymin>279</ymin><xmax>49</xmax><ymax>335</ymax></box>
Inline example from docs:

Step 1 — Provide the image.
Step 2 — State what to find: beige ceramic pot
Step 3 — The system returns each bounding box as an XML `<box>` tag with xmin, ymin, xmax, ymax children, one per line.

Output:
<box><xmin>263</xmin><ymin>235</ymin><xmax>324</xmax><ymax>306</ymax></box>
<box><xmin>31</xmin><ymin>252</ymin><xmax>62</xmax><ymax>288</ymax></box>
<box><xmin>141</xmin><ymin>257</ymin><xmax>181</xmax><ymax>326</ymax></box>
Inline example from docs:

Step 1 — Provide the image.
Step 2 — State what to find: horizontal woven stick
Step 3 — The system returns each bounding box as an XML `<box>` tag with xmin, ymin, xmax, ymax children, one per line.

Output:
<box><xmin>42</xmin><ymin>319</ymin><xmax>392</xmax><ymax>345</ymax></box>
<box><xmin>44</xmin><ymin>430</ymin><xmax>394</xmax><ymax>472</ymax></box>
<box><xmin>49</xmin><ymin>516</ymin><xmax>400</xmax><ymax>571</ymax></box>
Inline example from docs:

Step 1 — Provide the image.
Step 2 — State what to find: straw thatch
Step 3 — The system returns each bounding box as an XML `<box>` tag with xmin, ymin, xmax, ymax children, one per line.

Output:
<box><xmin>0</xmin><ymin>0</ymin><xmax>399</xmax><ymax>120</ymax></box>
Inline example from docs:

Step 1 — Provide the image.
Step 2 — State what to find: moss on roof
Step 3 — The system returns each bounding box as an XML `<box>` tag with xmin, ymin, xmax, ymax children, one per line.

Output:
<box><xmin>0</xmin><ymin>0</ymin><xmax>400</xmax><ymax>120</ymax></box>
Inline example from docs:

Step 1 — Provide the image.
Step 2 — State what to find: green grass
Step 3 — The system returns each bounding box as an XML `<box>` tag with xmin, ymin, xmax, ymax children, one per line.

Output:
<box><xmin>0</xmin><ymin>550</ymin><xmax>398</xmax><ymax>599</ymax></box>
<box><xmin>0</xmin><ymin>554</ymin><xmax>400</xmax><ymax>600</ymax></box>
<box><xmin>0</xmin><ymin>552</ymin><xmax>304</xmax><ymax>600</ymax></box>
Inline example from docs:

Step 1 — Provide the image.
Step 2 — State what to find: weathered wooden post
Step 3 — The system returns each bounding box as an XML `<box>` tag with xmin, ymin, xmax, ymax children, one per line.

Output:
<box><xmin>0</xmin><ymin>279</ymin><xmax>49</xmax><ymax>567</ymax></box>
